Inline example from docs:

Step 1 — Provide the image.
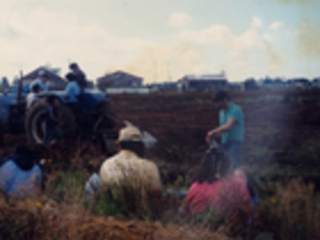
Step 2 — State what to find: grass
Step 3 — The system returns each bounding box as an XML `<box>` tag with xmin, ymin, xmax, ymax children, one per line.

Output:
<box><xmin>1</xmin><ymin>150</ymin><xmax>320</xmax><ymax>240</ymax></box>
<box><xmin>259</xmin><ymin>179</ymin><xmax>320</xmax><ymax>240</ymax></box>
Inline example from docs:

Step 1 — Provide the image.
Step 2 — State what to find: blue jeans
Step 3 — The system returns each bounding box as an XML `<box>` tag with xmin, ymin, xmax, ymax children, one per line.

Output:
<box><xmin>221</xmin><ymin>142</ymin><xmax>243</xmax><ymax>169</ymax></box>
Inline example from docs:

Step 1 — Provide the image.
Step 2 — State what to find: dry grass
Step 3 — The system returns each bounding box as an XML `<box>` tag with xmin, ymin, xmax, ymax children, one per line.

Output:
<box><xmin>259</xmin><ymin>178</ymin><xmax>320</xmax><ymax>240</ymax></box>
<box><xmin>1</xmin><ymin>132</ymin><xmax>320</xmax><ymax>239</ymax></box>
<box><xmin>0</xmin><ymin>197</ymin><xmax>231</xmax><ymax>240</ymax></box>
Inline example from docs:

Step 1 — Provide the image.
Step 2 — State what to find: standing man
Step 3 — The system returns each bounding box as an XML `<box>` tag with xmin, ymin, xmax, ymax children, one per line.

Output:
<box><xmin>43</xmin><ymin>95</ymin><xmax>62</xmax><ymax>144</ymax></box>
<box><xmin>69</xmin><ymin>62</ymin><xmax>87</xmax><ymax>89</ymax></box>
<box><xmin>206</xmin><ymin>90</ymin><xmax>244</xmax><ymax>169</ymax></box>
<box><xmin>29</xmin><ymin>72</ymin><xmax>49</xmax><ymax>93</ymax></box>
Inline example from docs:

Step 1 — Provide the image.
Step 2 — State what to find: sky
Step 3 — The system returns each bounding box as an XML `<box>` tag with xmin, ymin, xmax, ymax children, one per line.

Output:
<box><xmin>0</xmin><ymin>0</ymin><xmax>320</xmax><ymax>83</ymax></box>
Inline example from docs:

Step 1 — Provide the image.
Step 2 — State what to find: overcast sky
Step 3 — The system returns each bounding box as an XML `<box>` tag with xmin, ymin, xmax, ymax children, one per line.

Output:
<box><xmin>0</xmin><ymin>0</ymin><xmax>320</xmax><ymax>83</ymax></box>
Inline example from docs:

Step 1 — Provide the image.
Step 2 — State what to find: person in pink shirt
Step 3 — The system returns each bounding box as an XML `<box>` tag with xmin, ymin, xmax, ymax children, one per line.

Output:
<box><xmin>185</xmin><ymin>147</ymin><xmax>253</xmax><ymax>223</ymax></box>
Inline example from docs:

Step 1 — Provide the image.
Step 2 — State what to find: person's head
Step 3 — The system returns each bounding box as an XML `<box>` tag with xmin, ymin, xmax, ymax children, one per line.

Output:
<box><xmin>193</xmin><ymin>148</ymin><xmax>231</xmax><ymax>184</ymax></box>
<box><xmin>117</xmin><ymin>126</ymin><xmax>145</xmax><ymax>157</ymax></box>
<box><xmin>69</xmin><ymin>62</ymin><xmax>79</xmax><ymax>71</ymax></box>
<box><xmin>31</xmin><ymin>84</ymin><xmax>41</xmax><ymax>93</ymax></box>
<box><xmin>234</xmin><ymin>168</ymin><xmax>257</xmax><ymax>199</ymax></box>
<box><xmin>46</xmin><ymin>95</ymin><xmax>60</xmax><ymax>106</ymax></box>
<box><xmin>234</xmin><ymin>168</ymin><xmax>247</xmax><ymax>182</ymax></box>
<box><xmin>13</xmin><ymin>143</ymin><xmax>34</xmax><ymax>156</ymax></box>
<box><xmin>12</xmin><ymin>143</ymin><xmax>38</xmax><ymax>171</ymax></box>
<box><xmin>40</xmin><ymin>74</ymin><xmax>49</xmax><ymax>83</ymax></box>
<box><xmin>65</xmin><ymin>73</ymin><xmax>77</xmax><ymax>82</ymax></box>
<box><xmin>212</xmin><ymin>90</ymin><xmax>230</xmax><ymax>110</ymax></box>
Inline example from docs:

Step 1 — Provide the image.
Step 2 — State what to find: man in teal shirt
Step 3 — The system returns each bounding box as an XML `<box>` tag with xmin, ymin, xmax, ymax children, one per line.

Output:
<box><xmin>206</xmin><ymin>91</ymin><xmax>244</xmax><ymax>169</ymax></box>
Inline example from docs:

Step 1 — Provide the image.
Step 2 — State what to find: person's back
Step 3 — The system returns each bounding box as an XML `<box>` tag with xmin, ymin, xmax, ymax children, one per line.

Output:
<box><xmin>100</xmin><ymin>149</ymin><xmax>161</xmax><ymax>197</ymax></box>
<box><xmin>0</xmin><ymin>161</ymin><xmax>41</xmax><ymax>198</ymax></box>
<box><xmin>99</xmin><ymin>126</ymin><xmax>162</xmax><ymax>215</ymax></box>
<box><xmin>185</xmin><ymin>146</ymin><xmax>252</xmax><ymax>221</ymax></box>
<box><xmin>186</xmin><ymin>180</ymin><xmax>221</xmax><ymax>214</ymax></box>
<box><xmin>186</xmin><ymin>176</ymin><xmax>252</xmax><ymax>223</ymax></box>
<box><xmin>0</xmin><ymin>144</ymin><xmax>42</xmax><ymax>199</ymax></box>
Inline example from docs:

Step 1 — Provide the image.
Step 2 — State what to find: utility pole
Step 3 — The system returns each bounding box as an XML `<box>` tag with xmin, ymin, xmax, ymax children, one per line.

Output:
<box><xmin>153</xmin><ymin>59</ymin><xmax>157</xmax><ymax>83</ymax></box>
<box><xmin>167</xmin><ymin>61</ymin><xmax>171</xmax><ymax>82</ymax></box>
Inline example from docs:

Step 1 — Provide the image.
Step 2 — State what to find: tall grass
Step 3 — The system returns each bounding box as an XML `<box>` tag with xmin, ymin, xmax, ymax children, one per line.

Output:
<box><xmin>259</xmin><ymin>178</ymin><xmax>320</xmax><ymax>240</ymax></box>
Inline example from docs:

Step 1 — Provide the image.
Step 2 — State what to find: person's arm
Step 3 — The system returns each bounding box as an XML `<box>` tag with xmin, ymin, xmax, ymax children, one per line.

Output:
<box><xmin>206</xmin><ymin>118</ymin><xmax>236</xmax><ymax>143</ymax></box>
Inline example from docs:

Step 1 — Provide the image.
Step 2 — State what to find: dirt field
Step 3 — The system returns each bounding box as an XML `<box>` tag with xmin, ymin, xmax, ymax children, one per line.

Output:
<box><xmin>112</xmin><ymin>90</ymin><xmax>320</xmax><ymax>183</ymax></box>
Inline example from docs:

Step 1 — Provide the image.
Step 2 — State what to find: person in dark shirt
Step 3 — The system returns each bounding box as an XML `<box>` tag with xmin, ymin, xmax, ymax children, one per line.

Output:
<box><xmin>43</xmin><ymin>95</ymin><xmax>62</xmax><ymax>144</ymax></box>
<box><xmin>0</xmin><ymin>144</ymin><xmax>42</xmax><ymax>199</ymax></box>
<box><xmin>69</xmin><ymin>62</ymin><xmax>87</xmax><ymax>89</ymax></box>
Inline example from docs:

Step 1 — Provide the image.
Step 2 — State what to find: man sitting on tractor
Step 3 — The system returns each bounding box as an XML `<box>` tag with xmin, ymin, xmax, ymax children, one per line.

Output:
<box><xmin>69</xmin><ymin>62</ymin><xmax>87</xmax><ymax>89</ymax></box>
<box><xmin>29</xmin><ymin>72</ymin><xmax>49</xmax><ymax>93</ymax></box>
<box><xmin>26</xmin><ymin>84</ymin><xmax>41</xmax><ymax>109</ymax></box>
<box><xmin>65</xmin><ymin>73</ymin><xmax>81</xmax><ymax>102</ymax></box>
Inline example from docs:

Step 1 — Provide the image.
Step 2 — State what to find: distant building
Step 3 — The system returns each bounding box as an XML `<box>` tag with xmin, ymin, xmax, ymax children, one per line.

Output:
<box><xmin>228</xmin><ymin>82</ymin><xmax>243</xmax><ymax>91</ymax></box>
<box><xmin>97</xmin><ymin>71</ymin><xmax>143</xmax><ymax>92</ymax></box>
<box><xmin>177</xmin><ymin>71</ymin><xmax>228</xmax><ymax>92</ymax></box>
<box><xmin>312</xmin><ymin>78</ymin><xmax>320</xmax><ymax>88</ymax></box>
<box><xmin>289</xmin><ymin>78</ymin><xmax>311</xmax><ymax>88</ymax></box>
<box><xmin>260</xmin><ymin>77</ymin><xmax>288</xmax><ymax>90</ymax></box>
<box><xmin>86</xmin><ymin>81</ymin><xmax>94</xmax><ymax>89</ymax></box>
<box><xmin>106</xmin><ymin>87</ymin><xmax>150</xmax><ymax>94</ymax></box>
<box><xmin>148</xmin><ymin>82</ymin><xmax>177</xmax><ymax>92</ymax></box>
<box><xmin>20</xmin><ymin>67</ymin><xmax>67</xmax><ymax>90</ymax></box>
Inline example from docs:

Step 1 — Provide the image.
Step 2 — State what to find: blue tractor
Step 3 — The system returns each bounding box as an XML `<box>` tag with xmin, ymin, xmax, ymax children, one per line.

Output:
<box><xmin>0</xmin><ymin>78</ymin><xmax>118</xmax><ymax>151</ymax></box>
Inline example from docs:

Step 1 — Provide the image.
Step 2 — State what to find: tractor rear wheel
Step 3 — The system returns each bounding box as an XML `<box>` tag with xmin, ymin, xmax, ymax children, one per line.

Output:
<box><xmin>25</xmin><ymin>100</ymin><xmax>77</xmax><ymax>144</ymax></box>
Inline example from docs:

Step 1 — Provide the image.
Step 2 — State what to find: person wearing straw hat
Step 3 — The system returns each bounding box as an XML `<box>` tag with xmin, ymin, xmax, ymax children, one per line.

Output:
<box><xmin>99</xmin><ymin>125</ymin><xmax>162</xmax><ymax>215</ymax></box>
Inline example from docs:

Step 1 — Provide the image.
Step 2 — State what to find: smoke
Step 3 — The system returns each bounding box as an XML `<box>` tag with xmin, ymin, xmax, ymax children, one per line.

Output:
<box><xmin>260</xmin><ymin>34</ymin><xmax>282</xmax><ymax>71</ymax></box>
<box><xmin>112</xmin><ymin>43</ymin><xmax>204</xmax><ymax>83</ymax></box>
<box><xmin>296</xmin><ymin>21</ymin><xmax>320</xmax><ymax>58</ymax></box>
<box><xmin>277</xmin><ymin>0</ymin><xmax>320</xmax><ymax>58</ymax></box>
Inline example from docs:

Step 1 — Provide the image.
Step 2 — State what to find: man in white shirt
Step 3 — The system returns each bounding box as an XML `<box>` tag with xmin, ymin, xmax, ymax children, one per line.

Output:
<box><xmin>29</xmin><ymin>73</ymin><xmax>49</xmax><ymax>93</ymax></box>
<box><xmin>26</xmin><ymin>84</ymin><xmax>41</xmax><ymax>109</ymax></box>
